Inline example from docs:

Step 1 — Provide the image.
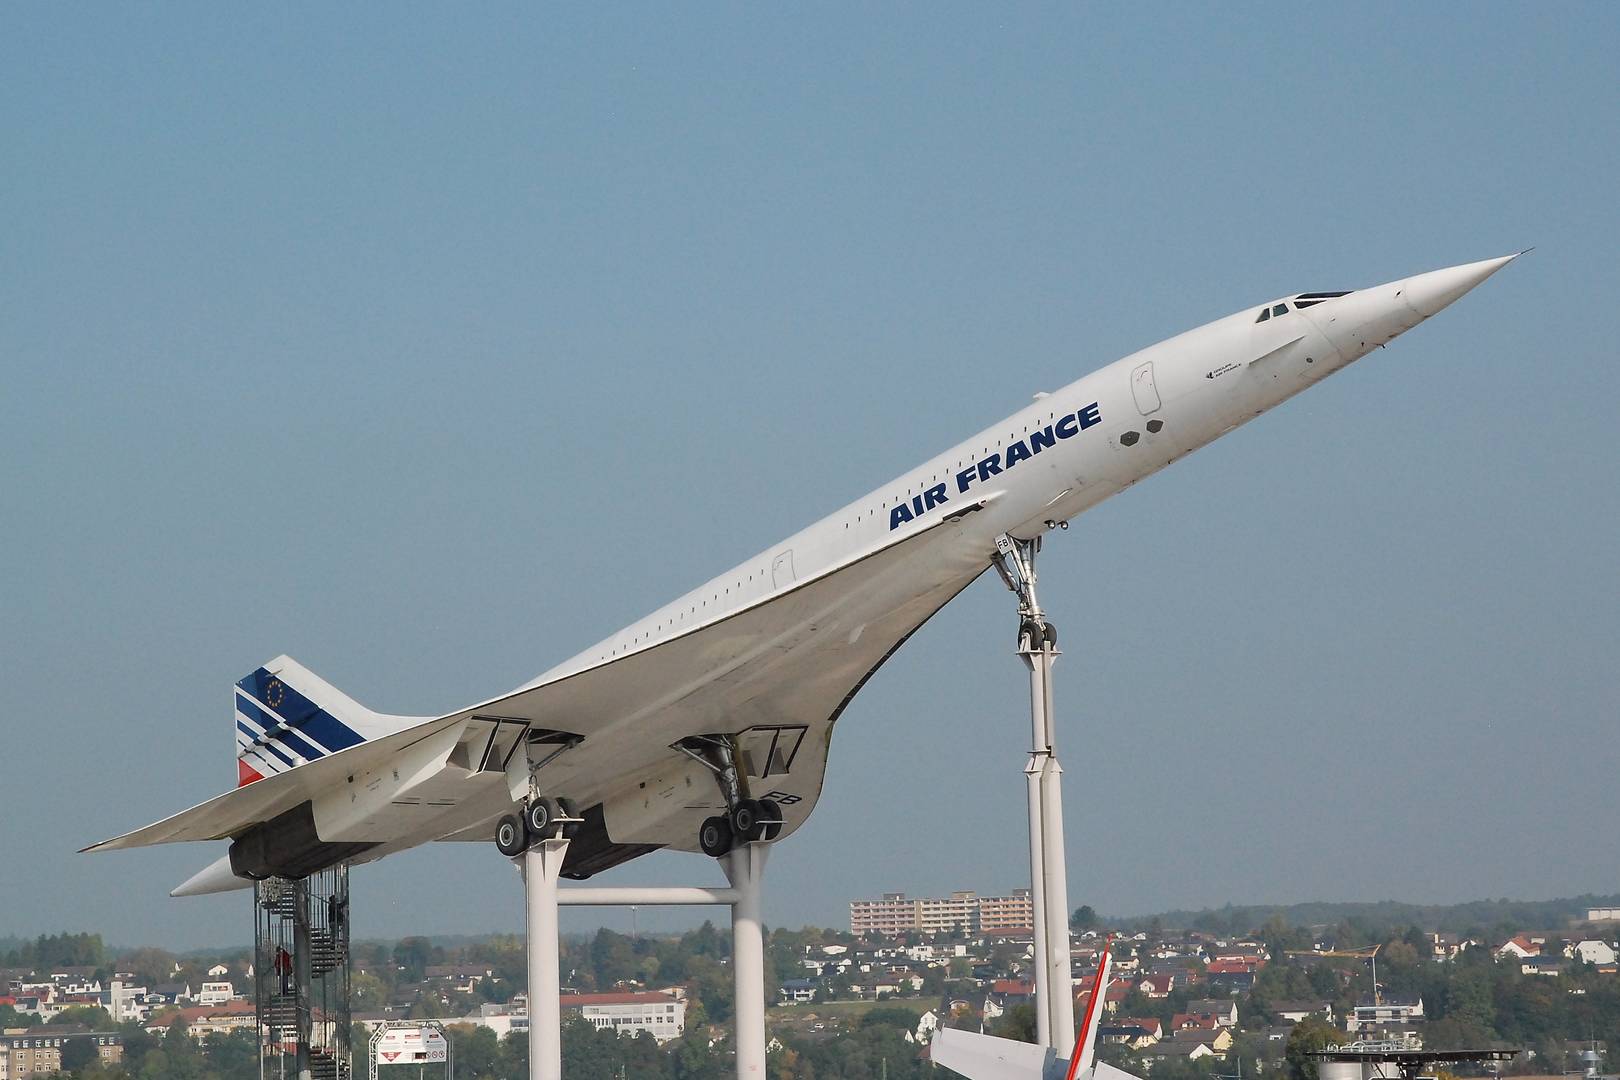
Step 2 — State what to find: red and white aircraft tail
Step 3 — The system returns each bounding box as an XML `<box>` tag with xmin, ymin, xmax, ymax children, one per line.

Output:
<box><xmin>933</xmin><ymin>938</ymin><xmax>1139</xmax><ymax>1080</ymax></box>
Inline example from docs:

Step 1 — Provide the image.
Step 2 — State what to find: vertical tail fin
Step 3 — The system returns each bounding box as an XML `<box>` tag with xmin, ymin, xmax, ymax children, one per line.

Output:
<box><xmin>1066</xmin><ymin>937</ymin><xmax>1113</xmax><ymax>1080</ymax></box>
<box><xmin>233</xmin><ymin>655</ymin><xmax>417</xmax><ymax>786</ymax></box>
<box><xmin>933</xmin><ymin>937</ymin><xmax>1123</xmax><ymax>1080</ymax></box>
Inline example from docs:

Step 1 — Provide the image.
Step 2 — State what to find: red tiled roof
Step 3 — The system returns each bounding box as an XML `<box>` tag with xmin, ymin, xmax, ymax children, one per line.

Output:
<box><xmin>1205</xmin><ymin>959</ymin><xmax>1258</xmax><ymax>974</ymax></box>
<box><xmin>991</xmin><ymin>980</ymin><xmax>1034</xmax><ymax>996</ymax></box>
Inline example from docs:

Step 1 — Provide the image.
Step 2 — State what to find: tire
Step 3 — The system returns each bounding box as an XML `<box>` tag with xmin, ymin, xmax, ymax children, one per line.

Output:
<box><xmin>526</xmin><ymin>797</ymin><xmax>560</xmax><ymax>840</ymax></box>
<box><xmin>757</xmin><ymin>798</ymin><xmax>784</xmax><ymax>842</ymax></box>
<box><xmin>1041</xmin><ymin>621</ymin><xmax>1058</xmax><ymax>648</ymax></box>
<box><xmin>699</xmin><ymin>815</ymin><xmax>734</xmax><ymax>858</ymax></box>
<box><xmin>495</xmin><ymin>815</ymin><xmax>526</xmax><ymax>857</ymax></box>
<box><xmin>557</xmin><ymin>797</ymin><xmax>583</xmax><ymax>839</ymax></box>
<box><xmin>731</xmin><ymin>799</ymin><xmax>762</xmax><ymax>840</ymax></box>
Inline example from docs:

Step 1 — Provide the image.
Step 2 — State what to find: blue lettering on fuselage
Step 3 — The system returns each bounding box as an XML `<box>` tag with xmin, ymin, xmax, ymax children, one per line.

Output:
<box><xmin>888</xmin><ymin>402</ymin><xmax>1103</xmax><ymax>529</ymax></box>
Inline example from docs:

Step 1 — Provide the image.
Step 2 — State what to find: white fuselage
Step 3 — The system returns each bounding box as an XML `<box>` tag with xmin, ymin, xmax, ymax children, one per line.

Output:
<box><xmin>527</xmin><ymin>256</ymin><xmax>1510</xmax><ymax>694</ymax></box>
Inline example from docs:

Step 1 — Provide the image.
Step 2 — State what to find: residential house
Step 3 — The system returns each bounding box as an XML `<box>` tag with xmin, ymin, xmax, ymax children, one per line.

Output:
<box><xmin>778</xmin><ymin>979</ymin><xmax>818</xmax><ymax>1004</ymax></box>
<box><xmin>1273</xmin><ymin>1001</ymin><xmax>1334</xmax><ymax>1024</ymax></box>
<box><xmin>195</xmin><ymin>981</ymin><xmax>236</xmax><ymax>1007</ymax></box>
<box><xmin>1569</xmin><ymin>941</ymin><xmax>1618</xmax><ymax>967</ymax></box>
<box><xmin>1101</xmin><ymin>1017</ymin><xmax>1163</xmax><ymax>1049</ymax></box>
<box><xmin>1137</xmin><ymin>974</ymin><xmax>1175</xmax><ymax>999</ymax></box>
<box><xmin>1496</xmin><ymin>935</ymin><xmax>1542</xmax><ymax>959</ymax></box>
<box><xmin>1205</xmin><ymin>960</ymin><xmax>1259</xmax><ymax>992</ymax></box>
<box><xmin>1185</xmin><ymin>999</ymin><xmax>1238</xmax><ymax>1027</ymax></box>
<box><xmin>146</xmin><ymin>1001</ymin><xmax>257</xmax><ymax>1038</ymax></box>
<box><xmin>1148</xmin><ymin>1028</ymin><xmax>1232</xmax><ymax>1062</ymax></box>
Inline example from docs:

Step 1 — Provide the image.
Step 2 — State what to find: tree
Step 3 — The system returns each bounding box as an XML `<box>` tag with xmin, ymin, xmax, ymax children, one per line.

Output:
<box><xmin>50</xmin><ymin>1005</ymin><xmax>114</xmax><ymax>1028</ymax></box>
<box><xmin>589</xmin><ymin>928</ymin><xmax>639</xmax><ymax>988</ymax></box>
<box><xmin>1285</xmin><ymin>1017</ymin><xmax>1348</xmax><ymax>1080</ymax></box>
<box><xmin>61</xmin><ymin>1035</ymin><xmax>100</xmax><ymax>1075</ymax></box>
<box><xmin>1073</xmin><ymin>905</ymin><xmax>1100</xmax><ymax>931</ymax></box>
<box><xmin>990</xmin><ymin>1003</ymin><xmax>1038</xmax><ymax>1043</ymax></box>
<box><xmin>449</xmin><ymin>1023</ymin><xmax>500</xmax><ymax>1079</ymax></box>
<box><xmin>394</xmin><ymin>936</ymin><xmax>437</xmax><ymax>982</ymax></box>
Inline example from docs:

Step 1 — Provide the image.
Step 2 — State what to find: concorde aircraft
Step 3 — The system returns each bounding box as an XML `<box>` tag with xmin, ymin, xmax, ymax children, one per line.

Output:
<box><xmin>85</xmin><ymin>254</ymin><xmax>1520</xmax><ymax>895</ymax></box>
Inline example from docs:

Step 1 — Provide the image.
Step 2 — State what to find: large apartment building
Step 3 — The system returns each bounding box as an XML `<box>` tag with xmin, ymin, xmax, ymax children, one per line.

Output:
<box><xmin>850</xmin><ymin>889</ymin><xmax>1035</xmax><ymax>935</ymax></box>
<box><xmin>0</xmin><ymin>1029</ymin><xmax>123</xmax><ymax>1079</ymax></box>
<box><xmin>975</xmin><ymin>889</ymin><xmax>1036</xmax><ymax>931</ymax></box>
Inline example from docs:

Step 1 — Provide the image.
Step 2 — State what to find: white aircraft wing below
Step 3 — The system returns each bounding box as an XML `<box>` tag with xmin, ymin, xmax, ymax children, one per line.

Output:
<box><xmin>87</xmin><ymin>505</ymin><xmax>995</xmax><ymax>883</ymax></box>
<box><xmin>81</xmin><ymin>713</ymin><xmax>471</xmax><ymax>852</ymax></box>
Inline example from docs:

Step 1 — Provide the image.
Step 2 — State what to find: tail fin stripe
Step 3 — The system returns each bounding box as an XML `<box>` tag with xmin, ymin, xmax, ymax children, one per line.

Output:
<box><xmin>236</xmin><ymin>721</ymin><xmax>297</xmax><ymax>769</ymax></box>
<box><xmin>235</xmin><ymin>695</ymin><xmax>328</xmax><ymax>760</ymax></box>
<box><xmin>236</xmin><ymin>670</ymin><xmax>364</xmax><ymax>753</ymax></box>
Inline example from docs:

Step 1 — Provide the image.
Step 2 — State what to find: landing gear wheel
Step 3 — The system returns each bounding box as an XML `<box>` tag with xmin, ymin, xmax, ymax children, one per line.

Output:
<box><xmin>557</xmin><ymin>797</ymin><xmax>583</xmax><ymax>840</ymax></box>
<box><xmin>1041</xmin><ymin>621</ymin><xmax>1058</xmax><ymax>648</ymax></box>
<box><xmin>730</xmin><ymin>799</ymin><xmax>764</xmax><ymax>841</ymax></box>
<box><xmin>699</xmin><ymin>815</ymin><xmax>735</xmax><ymax>858</ymax></box>
<box><xmin>495</xmin><ymin>814</ymin><xmax>526</xmax><ymax>857</ymax></box>
<box><xmin>525</xmin><ymin>797</ymin><xmax>562</xmax><ymax>841</ymax></box>
<box><xmin>756</xmin><ymin>798</ymin><xmax>784</xmax><ymax>842</ymax></box>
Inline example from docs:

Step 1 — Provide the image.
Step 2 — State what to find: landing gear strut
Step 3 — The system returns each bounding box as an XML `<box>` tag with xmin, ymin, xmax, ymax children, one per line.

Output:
<box><xmin>675</xmin><ymin>734</ymin><xmax>784</xmax><ymax>858</ymax></box>
<box><xmin>992</xmin><ymin>531</ymin><xmax>1077</xmax><ymax>1057</ymax></box>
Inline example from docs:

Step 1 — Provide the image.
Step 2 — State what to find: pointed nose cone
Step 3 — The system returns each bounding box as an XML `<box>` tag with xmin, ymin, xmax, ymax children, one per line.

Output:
<box><xmin>1399</xmin><ymin>253</ymin><xmax>1524</xmax><ymax>318</ymax></box>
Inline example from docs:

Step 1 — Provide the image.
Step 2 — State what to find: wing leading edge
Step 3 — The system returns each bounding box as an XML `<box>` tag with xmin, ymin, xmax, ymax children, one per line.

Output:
<box><xmin>89</xmin><ymin>505</ymin><xmax>998</xmax><ymax>887</ymax></box>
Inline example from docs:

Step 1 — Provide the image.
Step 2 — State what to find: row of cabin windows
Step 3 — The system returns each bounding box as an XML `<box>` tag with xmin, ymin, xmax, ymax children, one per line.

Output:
<box><xmin>606</xmin><ymin>406</ymin><xmax>1072</xmax><ymax>658</ymax></box>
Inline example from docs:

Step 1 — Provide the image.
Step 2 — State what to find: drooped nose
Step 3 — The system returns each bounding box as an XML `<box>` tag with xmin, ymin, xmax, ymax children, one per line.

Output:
<box><xmin>1396</xmin><ymin>253</ymin><xmax>1523</xmax><ymax>318</ymax></box>
<box><xmin>1304</xmin><ymin>252</ymin><xmax>1524</xmax><ymax>361</ymax></box>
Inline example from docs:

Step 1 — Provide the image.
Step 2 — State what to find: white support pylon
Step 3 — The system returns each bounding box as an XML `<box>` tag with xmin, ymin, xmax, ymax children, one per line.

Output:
<box><xmin>517</xmin><ymin>834</ymin><xmax>771</xmax><ymax>1080</ymax></box>
<box><xmin>1024</xmin><ymin>754</ymin><xmax>1052</xmax><ymax>1049</ymax></box>
<box><xmin>723</xmin><ymin>842</ymin><xmax>771</xmax><ymax>1080</ymax></box>
<box><xmin>997</xmin><ymin>532</ymin><xmax>1076</xmax><ymax>1056</ymax></box>
<box><xmin>523</xmin><ymin>837</ymin><xmax>571</xmax><ymax>1080</ymax></box>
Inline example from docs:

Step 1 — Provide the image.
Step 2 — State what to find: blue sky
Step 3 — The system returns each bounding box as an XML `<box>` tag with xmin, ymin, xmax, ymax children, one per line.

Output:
<box><xmin>3</xmin><ymin>4</ymin><xmax>1617</xmax><ymax>949</ymax></box>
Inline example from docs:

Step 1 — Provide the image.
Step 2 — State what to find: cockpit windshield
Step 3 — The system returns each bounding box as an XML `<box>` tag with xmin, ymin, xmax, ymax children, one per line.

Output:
<box><xmin>1291</xmin><ymin>291</ymin><xmax>1352</xmax><ymax>308</ymax></box>
<box><xmin>1258</xmin><ymin>290</ymin><xmax>1353</xmax><ymax>322</ymax></box>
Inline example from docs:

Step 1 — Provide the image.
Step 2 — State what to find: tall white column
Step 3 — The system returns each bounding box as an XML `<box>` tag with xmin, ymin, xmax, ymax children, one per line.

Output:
<box><xmin>1025</xmin><ymin>756</ymin><xmax>1051</xmax><ymax>1048</ymax></box>
<box><xmin>1038</xmin><ymin>640</ymin><xmax>1076</xmax><ymax>1054</ymax></box>
<box><xmin>524</xmin><ymin>838</ymin><xmax>570</xmax><ymax>1080</ymax></box>
<box><xmin>723</xmin><ymin>843</ymin><xmax>770</xmax><ymax>1080</ymax></box>
<box><xmin>1041</xmin><ymin>759</ymin><xmax>1075</xmax><ymax>1053</ymax></box>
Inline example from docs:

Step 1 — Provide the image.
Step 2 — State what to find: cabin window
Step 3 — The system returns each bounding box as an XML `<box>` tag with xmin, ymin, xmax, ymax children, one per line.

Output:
<box><xmin>1272</xmin><ymin>303</ymin><xmax>1288</xmax><ymax>317</ymax></box>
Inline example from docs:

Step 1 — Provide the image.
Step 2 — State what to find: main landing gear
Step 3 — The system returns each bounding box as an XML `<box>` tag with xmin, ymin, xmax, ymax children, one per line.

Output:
<box><xmin>698</xmin><ymin>798</ymin><xmax>783</xmax><ymax>857</ymax></box>
<box><xmin>674</xmin><ymin>733</ymin><xmax>786</xmax><ymax>858</ymax></box>
<box><xmin>493</xmin><ymin>735</ymin><xmax>781</xmax><ymax>1080</ymax></box>
<box><xmin>494</xmin><ymin>797</ymin><xmax>583</xmax><ymax>857</ymax></box>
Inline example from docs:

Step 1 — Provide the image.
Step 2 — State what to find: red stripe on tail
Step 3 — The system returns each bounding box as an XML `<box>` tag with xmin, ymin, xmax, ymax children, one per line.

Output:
<box><xmin>237</xmin><ymin>759</ymin><xmax>264</xmax><ymax>787</ymax></box>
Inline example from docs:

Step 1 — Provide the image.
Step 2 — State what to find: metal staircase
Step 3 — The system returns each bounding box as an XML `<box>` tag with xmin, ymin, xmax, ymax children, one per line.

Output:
<box><xmin>254</xmin><ymin>866</ymin><xmax>352</xmax><ymax>1080</ymax></box>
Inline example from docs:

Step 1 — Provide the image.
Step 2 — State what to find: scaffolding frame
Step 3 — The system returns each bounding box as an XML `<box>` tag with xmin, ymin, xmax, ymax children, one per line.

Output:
<box><xmin>254</xmin><ymin>865</ymin><xmax>353</xmax><ymax>1080</ymax></box>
